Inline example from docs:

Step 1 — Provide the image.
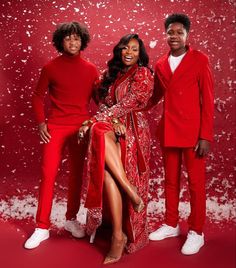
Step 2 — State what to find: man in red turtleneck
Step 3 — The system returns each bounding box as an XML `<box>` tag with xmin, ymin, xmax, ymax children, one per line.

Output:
<box><xmin>24</xmin><ymin>22</ymin><xmax>99</xmax><ymax>249</ymax></box>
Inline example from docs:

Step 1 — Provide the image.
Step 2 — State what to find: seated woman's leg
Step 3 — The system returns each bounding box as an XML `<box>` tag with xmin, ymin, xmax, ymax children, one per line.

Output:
<box><xmin>103</xmin><ymin>170</ymin><xmax>127</xmax><ymax>264</ymax></box>
<box><xmin>104</xmin><ymin>131</ymin><xmax>144</xmax><ymax>212</ymax></box>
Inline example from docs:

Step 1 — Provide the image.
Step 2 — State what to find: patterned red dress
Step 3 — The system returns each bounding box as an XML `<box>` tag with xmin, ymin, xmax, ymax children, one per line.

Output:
<box><xmin>82</xmin><ymin>64</ymin><xmax>153</xmax><ymax>253</ymax></box>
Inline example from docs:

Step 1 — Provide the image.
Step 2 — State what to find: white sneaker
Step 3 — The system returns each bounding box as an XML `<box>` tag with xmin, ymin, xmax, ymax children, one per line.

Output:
<box><xmin>181</xmin><ymin>230</ymin><xmax>204</xmax><ymax>255</ymax></box>
<box><xmin>64</xmin><ymin>220</ymin><xmax>86</xmax><ymax>238</ymax></box>
<box><xmin>24</xmin><ymin>228</ymin><xmax>49</xmax><ymax>249</ymax></box>
<box><xmin>149</xmin><ymin>224</ymin><xmax>180</xmax><ymax>241</ymax></box>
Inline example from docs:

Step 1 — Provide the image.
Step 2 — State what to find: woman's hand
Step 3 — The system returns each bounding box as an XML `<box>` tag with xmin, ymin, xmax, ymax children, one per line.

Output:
<box><xmin>194</xmin><ymin>139</ymin><xmax>210</xmax><ymax>157</ymax></box>
<box><xmin>77</xmin><ymin>125</ymin><xmax>90</xmax><ymax>143</ymax></box>
<box><xmin>38</xmin><ymin>122</ymin><xmax>51</xmax><ymax>143</ymax></box>
<box><xmin>113</xmin><ymin>122</ymin><xmax>126</xmax><ymax>137</ymax></box>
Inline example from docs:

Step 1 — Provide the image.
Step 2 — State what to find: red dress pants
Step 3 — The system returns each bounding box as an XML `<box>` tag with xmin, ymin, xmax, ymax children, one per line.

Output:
<box><xmin>163</xmin><ymin>147</ymin><xmax>206</xmax><ymax>234</ymax></box>
<box><xmin>36</xmin><ymin>124</ymin><xmax>87</xmax><ymax>229</ymax></box>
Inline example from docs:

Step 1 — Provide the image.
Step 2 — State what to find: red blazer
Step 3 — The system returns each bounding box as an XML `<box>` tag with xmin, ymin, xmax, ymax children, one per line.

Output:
<box><xmin>153</xmin><ymin>46</ymin><xmax>214</xmax><ymax>147</ymax></box>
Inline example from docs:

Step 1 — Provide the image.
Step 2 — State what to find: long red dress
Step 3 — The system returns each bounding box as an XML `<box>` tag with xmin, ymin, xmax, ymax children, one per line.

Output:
<box><xmin>82</xmin><ymin>64</ymin><xmax>153</xmax><ymax>253</ymax></box>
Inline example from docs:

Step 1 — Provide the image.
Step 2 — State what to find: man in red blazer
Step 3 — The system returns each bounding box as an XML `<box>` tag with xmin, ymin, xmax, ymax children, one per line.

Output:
<box><xmin>149</xmin><ymin>13</ymin><xmax>214</xmax><ymax>255</ymax></box>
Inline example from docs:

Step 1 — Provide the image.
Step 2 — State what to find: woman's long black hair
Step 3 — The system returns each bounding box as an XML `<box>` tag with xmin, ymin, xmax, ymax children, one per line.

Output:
<box><xmin>98</xmin><ymin>34</ymin><xmax>150</xmax><ymax>99</ymax></box>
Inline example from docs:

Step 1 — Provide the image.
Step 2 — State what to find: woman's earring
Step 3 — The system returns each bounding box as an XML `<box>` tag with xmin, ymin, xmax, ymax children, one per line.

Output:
<box><xmin>138</xmin><ymin>59</ymin><xmax>143</xmax><ymax>66</ymax></box>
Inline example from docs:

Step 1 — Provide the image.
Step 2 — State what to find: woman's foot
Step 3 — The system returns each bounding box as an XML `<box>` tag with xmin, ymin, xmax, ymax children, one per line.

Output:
<box><xmin>130</xmin><ymin>186</ymin><xmax>145</xmax><ymax>213</ymax></box>
<box><xmin>103</xmin><ymin>233</ymin><xmax>128</xmax><ymax>265</ymax></box>
<box><xmin>133</xmin><ymin>198</ymin><xmax>145</xmax><ymax>213</ymax></box>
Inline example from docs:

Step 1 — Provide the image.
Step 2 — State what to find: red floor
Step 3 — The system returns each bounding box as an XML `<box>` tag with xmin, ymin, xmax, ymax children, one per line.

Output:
<box><xmin>1</xmin><ymin>219</ymin><xmax>235</xmax><ymax>268</ymax></box>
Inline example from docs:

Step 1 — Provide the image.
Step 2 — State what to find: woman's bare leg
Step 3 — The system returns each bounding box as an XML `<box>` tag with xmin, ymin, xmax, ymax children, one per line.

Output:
<box><xmin>104</xmin><ymin>170</ymin><xmax>123</xmax><ymax>239</ymax></box>
<box><xmin>103</xmin><ymin>170</ymin><xmax>127</xmax><ymax>264</ymax></box>
<box><xmin>104</xmin><ymin>131</ymin><xmax>143</xmax><ymax>211</ymax></box>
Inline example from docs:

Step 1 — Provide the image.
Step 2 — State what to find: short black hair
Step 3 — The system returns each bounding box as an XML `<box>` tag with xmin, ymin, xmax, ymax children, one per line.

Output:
<box><xmin>52</xmin><ymin>21</ymin><xmax>90</xmax><ymax>53</ymax></box>
<box><xmin>164</xmin><ymin>13</ymin><xmax>191</xmax><ymax>32</ymax></box>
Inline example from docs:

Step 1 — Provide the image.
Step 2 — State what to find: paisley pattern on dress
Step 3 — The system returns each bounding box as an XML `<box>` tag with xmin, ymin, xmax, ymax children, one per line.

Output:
<box><xmin>81</xmin><ymin>64</ymin><xmax>154</xmax><ymax>253</ymax></box>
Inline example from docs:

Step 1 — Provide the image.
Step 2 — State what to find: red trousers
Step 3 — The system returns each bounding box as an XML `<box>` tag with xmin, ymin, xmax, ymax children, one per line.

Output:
<box><xmin>36</xmin><ymin>124</ymin><xmax>87</xmax><ymax>229</ymax></box>
<box><xmin>162</xmin><ymin>147</ymin><xmax>206</xmax><ymax>234</ymax></box>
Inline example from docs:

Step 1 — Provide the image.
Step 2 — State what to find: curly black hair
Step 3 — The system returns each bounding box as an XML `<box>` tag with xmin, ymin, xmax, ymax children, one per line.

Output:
<box><xmin>52</xmin><ymin>21</ymin><xmax>90</xmax><ymax>53</ymax></box>
<box><xmin>98</xmin><ymin>33</ymin><xmax>150</xmax><ymax>99</ymax></box>
<box><xmin>164</xmin><ymin>13</ymin><xmax>191</xmax><ymax>32</ymax></box>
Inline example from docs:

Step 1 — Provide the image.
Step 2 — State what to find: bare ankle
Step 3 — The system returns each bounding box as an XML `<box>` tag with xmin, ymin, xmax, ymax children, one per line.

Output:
<box><xmin>112</xmin><ymin>231</ymin><xmax>123</xmax><ymax>241</ymax></box>
<box><xmin>103</xmin><ymin>233</ymin><xmax>127</xmax><ymax>264</ymax></box>
<box><xmin>130</xmin><ymin>185</ymin><xmax>142</xmax><ymax>206</ymax></box>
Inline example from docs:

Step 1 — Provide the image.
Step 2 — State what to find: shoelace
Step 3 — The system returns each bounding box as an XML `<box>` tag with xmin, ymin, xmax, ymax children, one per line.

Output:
<box><xmin>32</xmin><ymin>229</ymin><xmax>47</xmax><ymax>239</ymax></box>
<box><xmin>159</xmin><ymin>224</ymin><xmax>170</xmax><ymax>231</ymax></box>
<box><xmin>159</xmin><ymin>224</ymin><xmax>167</xmax><ymax>229</ymax></box>
<box><xmin>186</xmin><ymin>231</ymin><xmax>199</xmax><ymax>243</ymax></box>
<box><xmin>30</xmin><ymin>233</ymin><xmax>41</xmax><ymax>240</ymax></box>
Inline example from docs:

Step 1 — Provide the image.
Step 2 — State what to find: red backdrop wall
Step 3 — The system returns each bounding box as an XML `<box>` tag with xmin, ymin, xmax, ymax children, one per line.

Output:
<box><xmin>0</xmin><ymin>0</ymin><xmax>235</xmax><ymax>226</ymax></box>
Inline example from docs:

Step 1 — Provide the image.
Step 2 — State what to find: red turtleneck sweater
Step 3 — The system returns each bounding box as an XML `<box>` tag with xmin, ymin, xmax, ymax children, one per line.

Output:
<box><xmin>32</xmin><ymin>53</ymin><xmax>99</xmax><ymax>125</ymax></box>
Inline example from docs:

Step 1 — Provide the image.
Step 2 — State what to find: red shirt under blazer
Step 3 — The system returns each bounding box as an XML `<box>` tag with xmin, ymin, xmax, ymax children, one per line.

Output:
<box><xmin>154</xmin><ymin>46</ymin><xmax>214</xmax><ymax>147</ymax></box>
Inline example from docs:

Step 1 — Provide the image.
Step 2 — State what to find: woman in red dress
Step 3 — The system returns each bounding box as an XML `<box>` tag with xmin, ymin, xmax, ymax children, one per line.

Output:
<box><xmin>78</xmin><ymin>34</ymin><xmax>153</xmax><ymax>264</ymax></box>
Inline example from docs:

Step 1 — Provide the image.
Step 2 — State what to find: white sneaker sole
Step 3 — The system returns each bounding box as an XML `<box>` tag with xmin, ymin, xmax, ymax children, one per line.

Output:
<box><xmin>181</xmin><ymin>241</ymin><xmax>204</xmax><ymax>255</ymax></box>
<box><xmin>149</xmin><ymin>232</ymin><xmax>180</xmax><ymax>241</ymax></box>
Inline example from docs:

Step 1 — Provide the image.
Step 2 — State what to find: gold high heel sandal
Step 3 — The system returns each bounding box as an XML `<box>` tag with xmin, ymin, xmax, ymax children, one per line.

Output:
<box><xmin>89</xmin><ymin>230</ymin><xmax>96</xmax><ymax>243</ymax></box>
<box><xmin>103</xmin><ymin>233</ymin><xmax>128</xmax><ymax>265</ymax></box>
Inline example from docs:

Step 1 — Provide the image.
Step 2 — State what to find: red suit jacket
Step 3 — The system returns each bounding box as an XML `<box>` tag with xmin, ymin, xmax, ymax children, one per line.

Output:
<box><xmin>153</xmin><ymin>46</ymin><xmax>214</xmax><ymax>147</ymax></box>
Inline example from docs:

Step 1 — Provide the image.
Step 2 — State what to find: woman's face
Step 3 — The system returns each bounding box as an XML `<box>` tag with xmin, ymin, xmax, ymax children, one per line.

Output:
<box><xmin>121</xmin><ymin>38</ymin><xmax>140</xmax><ymax>68</ymax></box>
<box><xmin>63</xmin><ymin>34</ymin><xmax>81</xmax><ymax>56</ymax></box>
